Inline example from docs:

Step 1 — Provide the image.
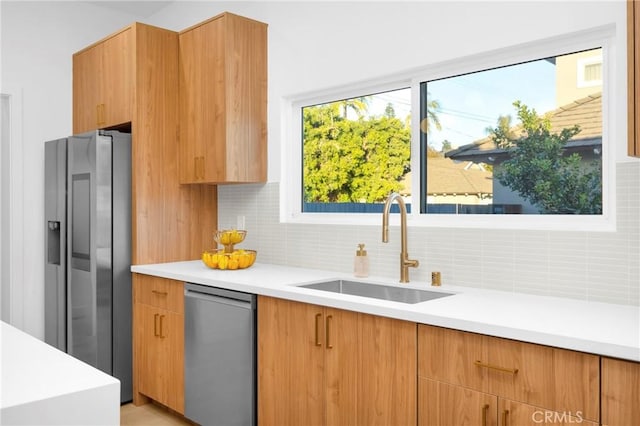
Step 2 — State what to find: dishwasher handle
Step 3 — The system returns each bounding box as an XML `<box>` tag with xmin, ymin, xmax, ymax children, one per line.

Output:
<box><xmin>185</xmin><ymin>289</ymin><xmax>253</xmax><ymax>310</ymax></box>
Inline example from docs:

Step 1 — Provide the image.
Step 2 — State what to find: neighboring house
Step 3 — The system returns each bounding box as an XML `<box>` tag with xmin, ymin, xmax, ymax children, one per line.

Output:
<box><xmin>445</xmin><ymin>93</ymin><xmax>602</xmax><ymax>213</ymax></box>
<box><xmin>425</xmin><ymin>157</ymin><xmax>493</xmax><ymax>205</ymax></box>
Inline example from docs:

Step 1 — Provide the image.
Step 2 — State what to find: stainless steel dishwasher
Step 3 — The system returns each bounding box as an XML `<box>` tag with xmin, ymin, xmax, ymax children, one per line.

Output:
<box><xmin>184</xmin><ymin>283</ymin><xmax>256</xmax><ymax>426</ymax></box>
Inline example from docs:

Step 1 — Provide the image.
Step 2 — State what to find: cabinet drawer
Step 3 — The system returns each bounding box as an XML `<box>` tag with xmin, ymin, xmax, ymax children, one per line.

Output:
<box><xmin>486</xmin><ymin>336</ymin><xmax>599</xmax><ymax>422</ymax></box>
<box><xmin>417</xmin><ymin>325</ymin><xmax>599</xmax><ymax>422</ymax></box>
<box><xmin>134</xmin><ymin>274</ymin><xmax>184</xmax><ymax>313</ymax></box>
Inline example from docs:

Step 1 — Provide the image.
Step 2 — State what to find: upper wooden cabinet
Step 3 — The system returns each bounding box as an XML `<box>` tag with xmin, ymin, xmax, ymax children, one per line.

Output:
<box><xmin>72</xmin><ymin>22</ymin><xmax>218</xmax><ymax>265</ymax></box>
<box><xmin>73</xmin><ymin>26</ymin><xmax>134</xmax><ymax>134</ymax></box>
<box><xmin>629</xmin><ymin>0</ymin><xmax>640</xmax><ymax>157</ymax></box>
<box><xmin>258</xmin><ymin>296</ymin><xmax>416</xmax><ymax>426</ymax></box>
<box><xmin>179</xmin><ymin>12</ymin><xmax>268</xmax><ymax>184</ymax></box>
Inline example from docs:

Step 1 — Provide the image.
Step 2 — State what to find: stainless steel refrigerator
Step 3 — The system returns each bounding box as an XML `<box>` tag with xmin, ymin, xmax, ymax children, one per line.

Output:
<box><xmin>44</xmin><ymin>130</ymin><xmax>132</xmax><ymax>403</ymax></box>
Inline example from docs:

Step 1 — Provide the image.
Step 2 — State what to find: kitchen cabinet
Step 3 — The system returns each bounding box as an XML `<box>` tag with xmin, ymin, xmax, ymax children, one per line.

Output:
<box><xmin>73</xmin><ymin>26</ymin><xmax>133</xmax><ymax>134</ymax></box>
<box><xmin>257</xmin><ymin>296</ymin><xmax>416</xmax><ymax>426</ymax></box>
<box><xmin>418</xmin><ymin>325</ymin><xmax>600</xmax><ymax>425</ymax></box>
<box><xmin>178</xmin><ymin>12</ymin><xmax>267</xmax><ymax>184</ymax></box>
<box><xmin>628</xmin><ymin>0</ymin><xmax>640</xmax><ymax>157</ymax></box>
<box><xmin>73</xmin><ymin>22</ymin><xmax>217</xmax><ymax>267</ymax></box>
<box><xmin>133</xmin><ymin>274</ymin><xmax>184</xmax><ymax>414</ymax></box>
<box><xmin>601</xmin><ymin>357</ymin><xmax>640</xmax><ymax>425</ymax></box>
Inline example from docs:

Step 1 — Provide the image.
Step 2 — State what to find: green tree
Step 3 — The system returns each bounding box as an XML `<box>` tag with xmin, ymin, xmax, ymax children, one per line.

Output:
<box><xmin>303</xmin><ymin>102</ymin><xmax>410</xmax><ymax>203</ymax></box>
<box><xmin>490</xmin><ymin>101</ymin><xmax>602</xmax><ymax>214</ymax></box>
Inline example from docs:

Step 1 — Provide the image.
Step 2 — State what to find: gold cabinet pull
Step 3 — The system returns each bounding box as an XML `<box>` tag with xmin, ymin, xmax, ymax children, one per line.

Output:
<box><xmin>482</xmin><ymin>404</ymin><xmax>490</xmax><ymax>426</ymax></box>
<box><xmin>193</xmin><ymin>157</ymin><xmax>201</xmax><ymax>180</ymax></box>
<box><xmin>199</xmin><ymin>156</ymin><xmax>205</xmax><ymax>180</ymax></box>
<box><xmin>474</xmin><ymin>360</ymin><xmax>519</xmax><ymax>375</ymax></box>
<box><xmin>193</xmin><ymin>156</ymin><xmax>205</xmax><ymax>180</ymax></box>
<box><xmin>96</xmin><ymin>103</ymin><xmax>106</xmax><ymax>126</ymax></box>
<box><xmin>153</xmin><ymin>313</ymin><xmax>159</xmax><ymax>337</ymax></box>
<box><xmin>314</xmin><ymin>313</ymin><xmax>322</xmax><ymax>347</ymax></box>
<box><xmin>159</xmin><ymin>314</ymin><xmax>165</xmax><ymax>338</ymax></box>
<box><xmin>152</xmin><ymin>289</ymin><xmax>168</xmax><ymax>296</ymax></box>
<box><xmin>326</xmin><ymin>315</ymin><xmax>333</xmax><ymax>349</ymax></box>
<box><xmin>502</xmin><ymin>409</ymin><xmax>509</xmax><ymax>426</ymax></box>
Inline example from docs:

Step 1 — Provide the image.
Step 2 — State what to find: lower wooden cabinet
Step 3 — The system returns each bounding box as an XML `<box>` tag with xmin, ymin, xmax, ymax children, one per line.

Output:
<box><xmin>257</xmin><ymin>296</ymin><xmax>416</xmax><ymax>426</ymax></box>
<box><xmin>602</xmin><ymin>357</ymin><xmax>640</xmax><ymax>425</ymax></box>
<box><xmin>133</xmin><ymin>274</ymin><xmax>184</xmax><ymax>414</ymax></box>
<box><xmin>418</xmin><ymin>325</ymin><xmax>600</xmax><ymax>425</ymax></box>
<box><xmin>419</xmin><ymin>377</ymin><xmax>498</xmax><ymax>426</ymax></box>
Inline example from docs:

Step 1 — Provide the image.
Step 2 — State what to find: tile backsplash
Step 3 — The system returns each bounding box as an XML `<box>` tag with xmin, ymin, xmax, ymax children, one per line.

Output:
<box><xmin>219</xmin><ymin>162</ymin><xmax>640</xmax><ymax>306</ymax></box>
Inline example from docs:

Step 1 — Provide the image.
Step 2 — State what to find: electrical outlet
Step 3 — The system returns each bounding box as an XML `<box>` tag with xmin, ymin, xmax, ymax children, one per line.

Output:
<box><xmin>237</xmin><ymin>215</ymin><xmax>246</xmax><ymax>230</ymax></box>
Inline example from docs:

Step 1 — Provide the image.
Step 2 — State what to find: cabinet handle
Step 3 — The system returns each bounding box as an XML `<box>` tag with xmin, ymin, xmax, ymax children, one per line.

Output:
<box><xmin>314</xmin><ymin>313</ymin><xmax>322</xmax><ymax>347</ymax></box>
<box><xmin>474</xmin><ymin>360</ymin><xmax>519</xmax><ymax>375</ymax></box>
<box><xmin>482</xmin><ymin>404</ymin><xmax>490</xmax><ymax>426</ymax></box>
<box><xmin>193</xmin><ymin>156</ymin><xmax>205</xmax><ymax>180</ymax></box>
<box><xmin>96</xmin><ymin>103</ymin><xmax>105</xmax><ymax>126</ymax></box>
<box><xmin>502</xmin><ymin>409</ymin><xmax>509</xmax><ymax>426</ymax></box>
<box><xmin>152</xmin><ymin>290</ymin><xmax>168</xmax><ymax>296</ymax></box>
<box><xmin>326</xmin><ymin>315</ymin><xmax>333</xmax><ymax>349</ymax></box>
<box><xmin>159</xmin><ymin>315</ymin><xmax>165</xmax><ymax>338</ymax></box>
<box><xmin>153</xmin><ymin>313</ymin><xmax>159</xmax><ymax>337</ymax></box>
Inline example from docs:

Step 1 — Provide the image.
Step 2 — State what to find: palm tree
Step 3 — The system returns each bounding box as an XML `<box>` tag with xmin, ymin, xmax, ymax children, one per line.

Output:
<box><xmin>420</xmin><ymin>95</ymin><xmax>442</xmax><ymax>134</ymax></box>
<box><xmin>338</xmin><ymin>96</ymin><xmax>370</xmax><ymax>119</ymax></box>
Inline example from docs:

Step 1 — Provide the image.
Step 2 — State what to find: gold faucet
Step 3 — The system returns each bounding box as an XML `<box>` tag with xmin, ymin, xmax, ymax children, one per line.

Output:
<box><xmin>382</xmin><ymin>192</ymin><xmax>419</xmax><ymax>283</ymax></box>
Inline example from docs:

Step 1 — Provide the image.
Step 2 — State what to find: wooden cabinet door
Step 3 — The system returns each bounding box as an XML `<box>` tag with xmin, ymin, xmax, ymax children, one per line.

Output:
<box><xmin>156</xmin><ymin>309</ymin><xmax>184</xmax><ymax>414</ymax></box>
<box><xmin>419</xmin><ymin>378</ymin><xmax>497</xmax><ymax>426</ymax></box>
<box><xmin>72</xmin><ymin>27</ymin><xmax>134</xmax><ymax>134</ymax></box>
<box><xmin>487</xmin><ymin>337</ymin><xmax>599</xmax><ymax>422</ymax></box>
<box><xmin>178</xmin><ymin>13</ymin><xmax>267</xmax><ymax>184</ymax></box>
<box><xmin>134</xmin><ymin>304</ymin><xmax>184</xmax><ymax>414</ymax></box>
<box><xmin>257</xmin><ymin>296</ymin><xmax>325</xmax><ymax>426</ymax></box>
<box><xmin>359</xmin><ymin>314</ymin><xmax>416</xmax><ymax>426</ymax></box>
<box><xmin>135</xmin><ymin>304</ymin><xmax>164</xmax><ymax>403</ymax></box>
<box><xmin>73</xmin><ymin>42</ymin><xmax>103</xmax><ymax>134</ymax></box>
<box><xmin>100</xmin><ymin>26</ymin><xmax>133</xmax><ymax>129</ymax></box>
<box><xmin>324</xmin><ymin>307</ymin><xmax>359</xmax><ymax>426</ymax></box>
<box><xmin>498</xmin><ymin>399</ymin><xmax>598</xmax><ymax>426</ymax></box>
<box><xmin>178</xmin><ymin>22</ymin><xmax>212</xmax><ymax>183</ymax></box>
<box><xmin>602</xmin><ymin>357</ymin><xmax>640</xmax><ymax>426</ymax></box>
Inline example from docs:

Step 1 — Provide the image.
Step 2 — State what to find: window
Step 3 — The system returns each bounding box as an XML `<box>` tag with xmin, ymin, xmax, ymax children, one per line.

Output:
<box><xmin>422</xmin><ymin>48</ymin><xmax>603</xmax><ymax>216</ymax></box>
<box><xmin>301</xmin><ymin>88</ymin><xmax>411</xmax><ymax>213</ymax></box>
<box><xmin>283</xmin><ymin>26</ymin><xmax>614</xmax><ymax>230</ymax></box>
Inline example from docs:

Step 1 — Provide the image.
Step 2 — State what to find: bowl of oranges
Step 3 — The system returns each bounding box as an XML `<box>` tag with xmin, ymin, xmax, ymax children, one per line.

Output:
<box><xmin>202</xmin><ymin>229</ymin><xmax>257</xmax><ymax>270</ymax></box>
<box><xmin>202</xmin><ymin>248</ymin><xmax>257</xmax><ymax>270</ymax></box>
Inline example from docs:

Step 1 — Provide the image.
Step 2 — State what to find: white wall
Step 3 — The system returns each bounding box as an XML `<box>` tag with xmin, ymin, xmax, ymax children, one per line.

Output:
<box><xmin>0</xmin><ymin>1</ymin><xmax>152</xmax><ymax>337</ymax></box>
<box><xmin>1</xmin><ymin>1</ymin><xmax>638</xmax><ymax>338</ymax></box>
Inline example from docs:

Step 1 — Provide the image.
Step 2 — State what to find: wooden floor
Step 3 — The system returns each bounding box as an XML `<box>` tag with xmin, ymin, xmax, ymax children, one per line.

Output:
<box><xmin>120</xmin><ymin>402</ymin><xmax>195</xmax><ymax>426</ymax></box>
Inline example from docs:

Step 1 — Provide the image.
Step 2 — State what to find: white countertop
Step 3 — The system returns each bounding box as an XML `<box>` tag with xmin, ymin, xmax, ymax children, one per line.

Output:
<box><xmin>1</xmin><ymin>321</ymin><xmax>120</xmax><ymax>425</ymax></box>
<box><xmin>132</xmin><ymin>261</ymin><xmax>640</xmax><ymax>362</ymax></box>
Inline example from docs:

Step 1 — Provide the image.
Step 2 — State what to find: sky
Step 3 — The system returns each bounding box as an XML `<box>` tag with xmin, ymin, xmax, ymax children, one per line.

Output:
<box><xmin>354</xmin><ymin>55</ymin><xmax>556</xmax><ymax>152</ymax></box>
<box><xmin>426</xmin><ymin>57</ymin><xmax>557</xmax><ymax>151</ymax></box>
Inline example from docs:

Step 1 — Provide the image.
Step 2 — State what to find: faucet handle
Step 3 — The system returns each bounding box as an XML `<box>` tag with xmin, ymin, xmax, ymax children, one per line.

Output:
<box><xmin>404</xmin><ymin>258</ymin><xmax>419</xmax><ymax>268</ymax></box>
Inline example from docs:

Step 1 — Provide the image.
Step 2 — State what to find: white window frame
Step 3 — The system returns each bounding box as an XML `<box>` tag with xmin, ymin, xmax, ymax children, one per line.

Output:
<box><xmin>280</xmin><ymin>25</ymin><xmax>616</xmax><ymax>231</ymax></box>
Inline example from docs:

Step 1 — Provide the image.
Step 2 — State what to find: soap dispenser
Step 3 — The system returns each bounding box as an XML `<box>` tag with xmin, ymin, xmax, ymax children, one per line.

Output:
<box><xmin>354</xmin><ymin>243</ymin><xmax>369</xmax><ymax>278</ymax></box>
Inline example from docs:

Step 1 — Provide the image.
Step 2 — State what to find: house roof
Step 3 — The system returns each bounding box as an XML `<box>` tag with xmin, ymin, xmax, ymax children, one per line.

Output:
<box><xmin>426</xmin><ymin>157</ymin><xmax>493</xmax><ymax>195</ymax></box>
<box><xmin>445</xmin><ymin>93</ymin><xmax>602</xmax><ymax>162</ymax></box>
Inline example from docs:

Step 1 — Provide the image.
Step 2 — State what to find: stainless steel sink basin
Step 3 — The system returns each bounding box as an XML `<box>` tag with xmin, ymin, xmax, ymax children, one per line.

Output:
<box><xmin>297</xmin><ymin>280</ymin><xmax>452</xmax><ymax>304</ymax></box>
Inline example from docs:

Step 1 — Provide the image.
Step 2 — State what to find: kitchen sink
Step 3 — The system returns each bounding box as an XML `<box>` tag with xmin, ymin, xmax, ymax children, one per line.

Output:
<box><xmin>297</xmin><ymin>280</ymin><xmax>453</xmax><ymax>304</ymax></box>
